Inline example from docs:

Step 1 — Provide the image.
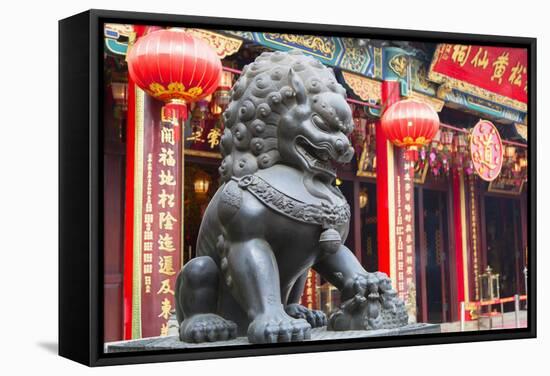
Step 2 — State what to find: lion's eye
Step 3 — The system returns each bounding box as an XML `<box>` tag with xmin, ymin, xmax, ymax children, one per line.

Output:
<box><xmin>312</xmin><ymin>114</ymin><xmax>330</xmax><ymax>132</ymax></box>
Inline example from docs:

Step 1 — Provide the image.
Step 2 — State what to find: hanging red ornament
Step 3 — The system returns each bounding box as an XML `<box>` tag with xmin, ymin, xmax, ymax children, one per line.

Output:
<box><xmin>380</xmin><ymin>99</ymin><xmax>440</xmax><ymax>162</ymax></box>
<box><xmin>213</xmin><ymin>70</ymin><xmax>234</xmax><ymax>112</ymax></box>
<box><xmin>127</xmin><ymin>28</ymin><xmax>222</xmax><ymax>127</ymax></box>
<box><xmin>351</xmin><ymin>106</ymin><xmax>366</xmax><ymax>156</ymax></box>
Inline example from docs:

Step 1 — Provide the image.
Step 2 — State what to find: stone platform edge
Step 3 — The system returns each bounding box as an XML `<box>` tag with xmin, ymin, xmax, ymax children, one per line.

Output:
<box><xmin>105</xmin><ymin>323</ymin><xmax>441</xmax><ymax>353</ymax></box>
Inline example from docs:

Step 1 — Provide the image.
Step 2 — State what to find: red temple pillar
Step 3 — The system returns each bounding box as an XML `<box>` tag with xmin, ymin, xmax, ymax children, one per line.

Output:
<box><xmin>122</xmin><ymin>26</ymin><xmax>184</xmax><ymax>340</ymax></box>
<box><xmin>376</xmin><ymin>78</ymin><xmax>418</xmax><ymax>321</ymax></box>
<box><xmin>452</xmin><ymin>171</ymin><xmax>470</xmax><ymax>314</ymax></box>
<box><xmin>123</xmin><ymin>76</ymin><xmax>136</xmax><ymax>340</ymax></box>
<box><xmin>376</xmin><ymin>80</ymin><xmax>400</xmax><ymax>278</ymax></box>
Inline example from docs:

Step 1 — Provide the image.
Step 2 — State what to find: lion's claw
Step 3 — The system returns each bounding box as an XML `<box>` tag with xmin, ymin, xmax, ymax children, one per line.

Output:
<box><xmin>179</xmin><ymin>314</ymin><xmax>237</xmax><ymax>343</ymax></box>
<box><xmin>248</xmin><ymin>310</ymin><xmax>312</xmax><ymax>343</ymax></box>
<box><xmin>285</xmin><ymin>303</ymin><xmax>327</xmax><ymax>328</ymax></box>
<box><xmin>328</xmin><ymin>272</ymin><xmax>408</xmax><ymax>331</ymax></box>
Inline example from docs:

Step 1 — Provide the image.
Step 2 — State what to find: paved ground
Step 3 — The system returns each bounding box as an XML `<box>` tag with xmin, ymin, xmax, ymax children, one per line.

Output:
<box><xmin>440</xmin><ymin>310</ymin><xmax>528</xmax><ymax>332</ymax></box>
<box><xmin>105</xmin><ymin>311</ymin><xmax>528</xmax><ymax>353</ymax></box>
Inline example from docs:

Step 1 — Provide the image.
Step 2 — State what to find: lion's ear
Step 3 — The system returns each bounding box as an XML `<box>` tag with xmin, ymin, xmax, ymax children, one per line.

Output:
<box><xmin>289</xmin><ymin>68</ymin><xmax>307</xmax><ymax>106</ymax></box>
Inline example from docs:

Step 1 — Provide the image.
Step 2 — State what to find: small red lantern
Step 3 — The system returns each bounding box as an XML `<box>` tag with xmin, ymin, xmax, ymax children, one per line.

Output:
<box><xmin>127</xmin><ymin>28</ymin><xmax>222</xmax><ymax>124</ymax></box>
<box><xmin>381</xmin><ymin>99</ymin><xmax>440</xmax><ymax>161</ymax></box>
<box><xmin>214</xmin><ymin>70</ymin><xmax>234</xmax><ymax>109</ymax></box>
<box><xmin>351</xmin><ymin>106</ymin><xmax>366</xmax><ymax>155</ymax></box>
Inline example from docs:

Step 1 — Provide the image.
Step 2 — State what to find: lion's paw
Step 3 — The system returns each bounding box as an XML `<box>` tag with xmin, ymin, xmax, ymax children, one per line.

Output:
<box><xmin>327</xmin><ymin>272</ymin><xmax>408</xmax><ymax>331</ymax></box>
<box><xmin>247</xmin><ymin>310</ymin><xmax>311</xmax><ymax>343</ymax></box>
<box><xmin>285</xmin><ymin>303</ymin><xmax>327</xmax><ymax>328</ymax></box>
<box><xmin>179</xmin><ymin>313</ymin><xmax>237</xmax><ymax>343</ymax></box>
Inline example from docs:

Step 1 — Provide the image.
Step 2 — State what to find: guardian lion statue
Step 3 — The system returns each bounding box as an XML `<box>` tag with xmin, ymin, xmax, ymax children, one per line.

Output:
<box><xmin>175</xmin><ymin>50</ymin><xmax>408</xmax><ymax>344</ymax></box>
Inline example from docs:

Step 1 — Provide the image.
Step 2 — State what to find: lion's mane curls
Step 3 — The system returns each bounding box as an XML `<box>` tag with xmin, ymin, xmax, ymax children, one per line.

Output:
<box><xmin>218</xmin><ymin>50</ymin><xmax>348</xmax><ymax>182</ymax></box>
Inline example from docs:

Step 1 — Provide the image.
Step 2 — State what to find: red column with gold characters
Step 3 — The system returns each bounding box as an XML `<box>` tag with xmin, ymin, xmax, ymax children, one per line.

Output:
<box><xmin>393</xmin><ymin>151</ymin><xmax>416</xmax><ymax>306</ymax></box>
<box><xmin>376</xmin><ymin>81</ymin><xmax>419</xmax><ymax>319</ymax></box>
<box><xmin>378</xmin><ymin>81</ymin><xmax>440</xmax><ymax>322</ymax></box>
<box><xmin>138</xmin><ymin>97</ymin><xmax>184</xmax><ymax>338</ymax></box>
<box><xmin>300</xmin><ymin>270</ymin><xmax>318</xmax><ymax>310</ymax></box>
<box><xmin>123</xmin><ymin>28</ymin><xmax>223</xmax><ymax>339</ymax></box>
<box><xmin>123</xmin><ymin>25</ymin><xmax>163</xmax><ymax>340</ymax></box>
<box><xmin>375</xmin><ymin>46</ymin><xmax>410</xmax><ymax>282</ymax></box>
<box><xmin>124</xmin><ymin>87</ymin><xmax>185</xmax><ymax>339</ymax></box>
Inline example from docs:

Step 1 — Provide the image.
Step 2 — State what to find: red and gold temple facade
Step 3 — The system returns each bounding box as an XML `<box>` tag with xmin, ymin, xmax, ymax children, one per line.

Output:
<box><xmin>102</xmin><ymin>25</ymin><xmax>529</xmax><ymax>341</ymax></box>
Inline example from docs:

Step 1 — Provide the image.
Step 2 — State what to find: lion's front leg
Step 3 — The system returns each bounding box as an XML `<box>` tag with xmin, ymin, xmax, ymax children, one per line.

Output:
<box><xmin>313</xmin><ymin>245</ymin><xmax>408</xmax><ymax>331</ymax></box>
<box><xmin>226</xmin><ymin>239</ymin><xmax>311</xmax><ymax>343</ymax></box>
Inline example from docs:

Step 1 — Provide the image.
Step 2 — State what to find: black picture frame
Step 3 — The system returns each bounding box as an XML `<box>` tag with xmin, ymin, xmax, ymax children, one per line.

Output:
<box><xmin>59</xmin><ymin>8</ymin><xmax>537</xmax><ymax>367</ymax></box>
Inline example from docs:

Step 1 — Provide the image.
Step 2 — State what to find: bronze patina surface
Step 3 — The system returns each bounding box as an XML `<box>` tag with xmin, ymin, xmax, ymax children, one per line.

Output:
<box><xmin>175</xmin><ymin>51</ymin><xmax>408</xmax><ymax>344</ymax></box>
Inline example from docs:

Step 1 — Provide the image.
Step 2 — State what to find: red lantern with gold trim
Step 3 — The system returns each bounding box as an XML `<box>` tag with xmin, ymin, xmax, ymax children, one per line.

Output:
<box><xmin>381</xmin><ymin>99</ymin><xmax>440</xmax><ymax>161</ymax></box>
<box><xmin>127</xmin><ymin>28</ymin><xmax>222</xmax><ymax>124</ymax></box>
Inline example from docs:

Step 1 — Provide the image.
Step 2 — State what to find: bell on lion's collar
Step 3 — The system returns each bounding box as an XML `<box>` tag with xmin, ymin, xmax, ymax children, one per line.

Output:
<box><xmin>319</xmin><ymin>228</ymin><xmax>341</xmax><ymax>255</ymax></box>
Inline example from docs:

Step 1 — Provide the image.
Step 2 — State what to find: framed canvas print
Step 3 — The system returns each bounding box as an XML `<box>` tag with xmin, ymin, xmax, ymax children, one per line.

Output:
<box><xmin>59</xmin><ymin>9</ymin><xmax>536</xmax><ymax>366</ymax></box>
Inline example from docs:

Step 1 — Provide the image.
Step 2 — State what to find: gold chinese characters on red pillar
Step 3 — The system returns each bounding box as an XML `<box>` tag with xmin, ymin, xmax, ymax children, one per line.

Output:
<box><xmin>301</xmin><ymin>270</ymin><xmax>317</xmax><ymax>310</ymax></box>
<box><xmin>140</xmin><ymin>98</ymin><xmax>183</xmax><ymax>338</ymax></box>
<box><xmin>394</xmin><ymin>150</ymin><xmax>415</xmax><ymax>302</ymax></box>
<box><xmin>470</xmin><ymin>120</ymin><xmax>503</xmax><ymax>182</ymax></box>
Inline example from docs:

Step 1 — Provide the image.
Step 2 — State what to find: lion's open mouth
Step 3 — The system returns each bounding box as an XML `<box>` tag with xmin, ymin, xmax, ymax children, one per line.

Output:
<box><xmin>295</xmin><ymin>137</ymin><xmax>336</xmax><ymax>176</ymax></box>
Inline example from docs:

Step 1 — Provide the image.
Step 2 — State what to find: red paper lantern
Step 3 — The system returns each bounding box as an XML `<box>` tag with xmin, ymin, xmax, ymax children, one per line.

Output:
<box><xmin>212</xmin><ymin>70</ymin><xmax>234</xmax><ymax>113</ymax></box>
<box><xmin>381</xmin><ymin>99</ymin><xmax>440</xmax><ymax>161</ymax></box>
<box><xmin>351</xmin><ymin>106</ymin><xmax>366</xmax><ymax>155</ymax></box>
<box><xmin>127</xmin><ymin>28</ymin><xmax>222</xmax><ymax>122</ymax></box>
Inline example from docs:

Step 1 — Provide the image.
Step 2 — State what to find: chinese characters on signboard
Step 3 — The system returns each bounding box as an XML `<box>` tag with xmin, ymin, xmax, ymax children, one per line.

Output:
<box><xmin>394</xmin><ymin>150</ymin><xmax>415</xmax><ymax>302</ymax></box>
<box><xmin>184</xmin><ymin>117</ymin><xmax>223</xmax><ymax>156</ymax></box>
<box><xmin>429</xmin><ymin>44</ymin><xmax>527</xmax><ymax>111</ymax></box>
<box><xmin>470</xmin><ymin>120</ymin><xmax>503</xmax><ymax>182</ymax></box>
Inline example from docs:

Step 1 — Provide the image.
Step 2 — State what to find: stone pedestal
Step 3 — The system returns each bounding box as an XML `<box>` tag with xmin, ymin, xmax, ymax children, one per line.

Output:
<box><xmin>105</xmin><ymin>323</ymin><xmax>441</xmax><ymax>353</ymax></box>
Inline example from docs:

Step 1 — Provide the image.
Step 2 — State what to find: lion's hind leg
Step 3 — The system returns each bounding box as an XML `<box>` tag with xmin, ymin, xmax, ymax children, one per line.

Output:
<box><xmin>175</xmin><ymin>256</ymin><xmax>237</xmax><ymax>343</ymax></box>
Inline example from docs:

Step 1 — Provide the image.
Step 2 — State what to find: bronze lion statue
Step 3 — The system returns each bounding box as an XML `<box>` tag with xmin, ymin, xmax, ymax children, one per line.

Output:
<box><xmin>175</xmin><ymin>50</ymin><xmax>408</xmax><ymax>344</ymax></box>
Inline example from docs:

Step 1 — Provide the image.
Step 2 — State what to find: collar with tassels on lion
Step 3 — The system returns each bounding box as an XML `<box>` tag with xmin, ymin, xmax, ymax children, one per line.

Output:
<box><xmin>232</xmin><ymin>174</ymin><xmax>350</xmax><ymax>228</ymax></box>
